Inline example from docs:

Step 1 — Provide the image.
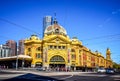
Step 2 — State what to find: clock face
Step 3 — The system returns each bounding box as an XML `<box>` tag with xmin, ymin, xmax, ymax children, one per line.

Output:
<box><xmin>55</xmin><ymin>29</ymin><xmax>59</xmax><ymax>33</ymax></box>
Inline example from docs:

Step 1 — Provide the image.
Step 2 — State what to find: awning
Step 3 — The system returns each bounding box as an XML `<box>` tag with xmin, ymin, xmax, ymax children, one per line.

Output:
<box><xmin>0</xmin><ymin>55</ymin><xmax>32</xmax><ymax>61</ymax></box>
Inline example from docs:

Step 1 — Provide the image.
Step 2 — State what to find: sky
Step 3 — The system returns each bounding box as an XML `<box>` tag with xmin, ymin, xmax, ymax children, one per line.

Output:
<box><xmin>0</xmin><ymin>0</ymin><xmax>120</xmax><ymax>63</ymax></box>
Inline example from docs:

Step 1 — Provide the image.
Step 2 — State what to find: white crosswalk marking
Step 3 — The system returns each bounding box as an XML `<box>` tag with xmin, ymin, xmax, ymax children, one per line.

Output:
<box><xmin>97</xmin><ymin>75</ymin><xmax>107</xmax><ymax>77</ymax></box>
<box><xmin>110</xmin><ymin>75</ymin><xmax>120</xmax><ymax>81</ymax></box>
<box><xmin>78</xmin><ymin>74</ymin><xmax>107</xmax><ymax>77</ymax></box>
<box><xmin>110</xmin><ymin>75</ymin><xmax>120</xmax><ymax>78</ymax></box>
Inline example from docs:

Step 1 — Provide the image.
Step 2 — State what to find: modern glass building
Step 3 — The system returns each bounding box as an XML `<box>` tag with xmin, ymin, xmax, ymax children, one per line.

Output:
<box><xmin>43</xmin><ymin>16</ymin><xmax>53</xmax><ymax>37</ymax></box>
<box><xmin>0</xmin><ymin>45</ymin><xmax>12</xmax><ymax>58</ymax></box>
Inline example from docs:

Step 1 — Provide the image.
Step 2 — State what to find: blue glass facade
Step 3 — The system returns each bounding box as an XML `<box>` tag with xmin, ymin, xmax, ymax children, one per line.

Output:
<box><xmin>43</xmin><ymin>16</ymin><xmax>53</xmax><ymax>37</ymax></box>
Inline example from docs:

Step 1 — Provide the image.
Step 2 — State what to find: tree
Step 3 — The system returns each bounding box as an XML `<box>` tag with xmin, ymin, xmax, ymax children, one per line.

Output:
<box><xmin>113</xmin><ymin>62</ymin><xmax>120</xmax><ymax>69</ymax></box>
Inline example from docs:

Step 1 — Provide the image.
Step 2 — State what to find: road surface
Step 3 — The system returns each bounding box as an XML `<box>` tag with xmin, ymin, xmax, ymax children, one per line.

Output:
<box><xmin>0</xmin><ymin>70</ymin><xmax>120</xmax><ymax>81</ymax></box>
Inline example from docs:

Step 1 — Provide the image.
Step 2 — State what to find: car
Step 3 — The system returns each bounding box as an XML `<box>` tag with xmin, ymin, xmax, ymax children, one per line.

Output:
<box><xmin>36</xmin><ymin>67</ymin><xmax>45</xmax><ymax>71</ymax></box>
<box><xmin>106</xmin><ymin>68</ymin><xmax>115</xmax><ymax>74</ymax></box>
<box><xmin>97</xmin><ymin>68</ymin><xmax>106</xmax><ymax>73</ymax></box>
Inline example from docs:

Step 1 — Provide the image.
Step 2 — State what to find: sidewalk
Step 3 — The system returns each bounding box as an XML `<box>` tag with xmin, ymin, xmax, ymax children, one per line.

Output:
<box><xmin>0</xmin><ymin>69</ymin><xmax>97</xmax><ymax>76</ymax></box>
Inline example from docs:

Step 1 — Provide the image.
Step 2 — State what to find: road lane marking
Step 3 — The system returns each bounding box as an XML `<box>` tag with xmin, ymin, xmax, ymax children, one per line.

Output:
<box><xmin>60</xmin><ymin>74</ymin><xmax>73</xmax><ymax>80</ymax></box>
<box><xmin>110</xmin><ymin>75</ymin><xmax>120</xmax><ymax>78</ymax></box>
<box><xmin>97</xmin><ymin>75</ymin><xmax>107</xmax><ymax>77</ymax></box>
<box><xmin>114</xmin><ymin>79</ymin><xmax>120</xmax><ymax>81</ymax></box>
<box><xmin>77</xmin><ymin>74</ymin><xmax>107</xmax><ymax>77</ymax></box>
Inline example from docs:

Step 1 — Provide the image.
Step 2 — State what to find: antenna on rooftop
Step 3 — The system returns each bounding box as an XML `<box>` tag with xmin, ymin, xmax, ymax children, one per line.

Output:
<box><xmin>53</xmin><ymin>12</ymin><xmax>58</xmax><ymax>24</ymax></box>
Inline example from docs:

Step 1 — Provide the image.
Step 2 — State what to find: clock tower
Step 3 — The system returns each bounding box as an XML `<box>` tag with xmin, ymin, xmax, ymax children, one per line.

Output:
<box><xmin>106</xmin><ymin>48</ymin><xmax>111</xmax><ymax>60</ymax></box>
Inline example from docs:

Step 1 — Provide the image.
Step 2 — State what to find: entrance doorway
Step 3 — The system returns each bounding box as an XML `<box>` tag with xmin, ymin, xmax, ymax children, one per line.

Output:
<box><xmin>49</xmin><ymin>55</ymin><xmax>66</xmax><ymax>71</ymax></box>
<box><xmin>49</xmin><ymin>64</ymin><xmax>65</xmax><ymax>71</ymax></box>
<box><xmin>35</xmin><ymin>62</ymin><xmax>42</xmax><ymax>67</ymax></box>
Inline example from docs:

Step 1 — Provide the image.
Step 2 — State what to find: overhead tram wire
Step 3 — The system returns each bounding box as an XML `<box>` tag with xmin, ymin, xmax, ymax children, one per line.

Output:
<box><xmin>84</xmin><ymin>39</ymin><xmax>120</xmax><ymax>46</ymax></box>
<box><xmin>81</xmin><ymin>34</ymin><xmax>120</xmax><ymax>46</ymax></box>
<box><xmin>81</xmin><ymin>33</ymin><xmax>120</xmax><ymax>41</ymax></box>
<box><xmin>0</xmin><ymin>35</ymin><xmax>11</xmax><ymax>40</ymax></box>
<box><xmin>1</xmin><ymin>18</ymin><xmax>120</xmax><ymax>45</ymax></box>
<box><xmin>0</xmin><ymin>18</ymin><xmax>40</xmax><ymax>35</ymax></box>
<box><xmin>0</xmin><ymin>35</ymin><xmax>12</xmax><ymax>44</ymax></box>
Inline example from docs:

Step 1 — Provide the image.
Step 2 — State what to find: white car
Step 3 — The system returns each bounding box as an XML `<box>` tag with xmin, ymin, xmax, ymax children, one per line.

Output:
<box><xmin>36</xmin><ymin>67</ymin><xmax>45</xmax><ymax>71</ymax></box>
<box><xmin>97</xmin><ymin>68</ymin><xmax>106</xmax><ymax>73</ymax></box>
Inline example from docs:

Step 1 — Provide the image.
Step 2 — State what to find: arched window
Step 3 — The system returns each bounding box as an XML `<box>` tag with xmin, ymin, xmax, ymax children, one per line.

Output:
<box><xmin>36</xmin><ymin>47</ymin><xmax>41</xmax><ymax>51</ymax></box>
<box><xmin>28</xmin><ymin>48</ymin><xmax>31</xmax><ymax>52</ymax></box>
<box><xmin>50</xmin><ymin>55</ymin><xmax>65</xmax><ymax>62</ymax></box>
<box><xmin>71</xmin><ymin>49</ymin><xmax>75</xmax><ymax>52</ymax></box>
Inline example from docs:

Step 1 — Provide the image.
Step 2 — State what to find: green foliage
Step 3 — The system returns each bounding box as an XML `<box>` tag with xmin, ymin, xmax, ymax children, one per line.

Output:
<box><xmin>113</xmin><ymin>62</ymin><xmax>120</xmax><ymax>69</ymax></box>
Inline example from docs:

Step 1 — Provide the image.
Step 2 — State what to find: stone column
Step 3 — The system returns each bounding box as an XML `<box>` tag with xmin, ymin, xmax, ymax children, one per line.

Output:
<box><xmin>66</xmin><ymin>44</ymin><xmax>71</xmax><ymax>71</ymax></box>
<box><xmin>43</xmin><ymin>43</ymin><xmax>49</xmax><ymax>71</ymax></box>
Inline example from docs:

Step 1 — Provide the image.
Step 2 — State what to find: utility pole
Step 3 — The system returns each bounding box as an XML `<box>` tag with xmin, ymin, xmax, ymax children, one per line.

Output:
<box><xmin>22</xmin><ymin>57</ymin><xmax>24</xmax><ymax>69</ymax></box>
<box><xmin>16</xmin><ymin>49</ymin><xmax>19</xmax><ymax>70</ymax></box>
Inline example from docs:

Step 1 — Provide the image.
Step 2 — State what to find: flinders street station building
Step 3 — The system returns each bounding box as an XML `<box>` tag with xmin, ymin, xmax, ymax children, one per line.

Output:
<box><xmin>24</xmin><ymin>19</ymin><xmax>113</xmax><ymax>71</ymax></box>
<box><xmin>0</xmin><ymin>18</ymin><xmax>113</xmax><ymax>71</ymax></box>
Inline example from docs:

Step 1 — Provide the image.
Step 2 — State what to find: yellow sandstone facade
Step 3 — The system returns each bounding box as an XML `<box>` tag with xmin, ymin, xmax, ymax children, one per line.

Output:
<box><xmin>24</xmin><ymin>20</ymin><xmax>113</xmax><ymax>71</ymax></box>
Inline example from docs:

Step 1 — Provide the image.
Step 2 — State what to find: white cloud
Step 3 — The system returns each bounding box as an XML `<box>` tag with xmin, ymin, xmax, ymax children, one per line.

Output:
<box><xmin>112</xmin><ymin>11</ymin><xmax>117</xmax><ymax>14</ymax></box>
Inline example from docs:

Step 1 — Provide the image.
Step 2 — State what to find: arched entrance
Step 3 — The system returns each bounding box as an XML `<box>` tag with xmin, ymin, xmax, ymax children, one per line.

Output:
<box><xmin>35</xmin><ymin>62</ymin><xmax>42</xmax><ymax>67</ymax></box>
<box><xmin>49</xmin><ymin>55</ymin><xmax>66</xmax><ymax>71</ymax></box>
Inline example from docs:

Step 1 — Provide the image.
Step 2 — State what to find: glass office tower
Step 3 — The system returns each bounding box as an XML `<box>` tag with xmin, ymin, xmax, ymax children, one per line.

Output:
<box><xmin>43</xmin><ymin>16</ymin><xmax>53</xmax><ymax>37</ymax></box>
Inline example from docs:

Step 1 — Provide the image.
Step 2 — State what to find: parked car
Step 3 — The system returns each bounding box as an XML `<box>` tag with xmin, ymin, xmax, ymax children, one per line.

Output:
<box><xmin>97</xmin><ymin>68</ymin><xmax>106</xmax><ymax>73</ymax></box>
<box><xmin>106</xmin><ymin>68</ymin><xmax>115</xmax><ymax>74</ymax></box>
<box><xmin>36</xmin><ymin>67</ymin><xmax>45</xmax><ymax>71</ymax></box>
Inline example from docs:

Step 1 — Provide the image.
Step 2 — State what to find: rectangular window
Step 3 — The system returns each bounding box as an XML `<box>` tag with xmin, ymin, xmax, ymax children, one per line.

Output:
<box><xmin>54</xmin><ymin>46</ymin><xmax>57</xmax><ymax>49</ymax></box>
<box><xmin>79</xmin><ymin>50</ymin><xmax>81</xmax><ymax>53</ymax></box>
<box><xmin>36</xmin><ymin>53</ymin><xmax>40</xmax><ymax>58</ymax></box>
<box><xmin>71</xmin><ymin>54</ymin><xmax>76</xmax><ymax>60</ymax></box>
<box><xmin>58</xmin><ymin>46</ymin><xmax>61</xmax><ymax>49</ymax></box>
<box><xmin>50</xmin><ymin>45</ymin><xmax>53</xmax><ymax>48</ymax></box>
<box><xmin>49</xmin><ymin>45</ymin><xmax>53</xmax><ymax>49</ymax></box>
<box><xmin>62</xmin><ymin>46</ymin><xmax>65</xmax><ymax>49</ymax></box>
<box><xmin>28</xmin><ymin>48</ymin><xmax>31</xmax><ymax>52</ymax></box>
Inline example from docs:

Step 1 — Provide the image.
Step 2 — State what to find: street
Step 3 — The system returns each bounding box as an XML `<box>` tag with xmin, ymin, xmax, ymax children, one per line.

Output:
<box><xmin>0</xmin><ymin>70</ymin><xmax>120</xmax><ymax>81</ymax></box>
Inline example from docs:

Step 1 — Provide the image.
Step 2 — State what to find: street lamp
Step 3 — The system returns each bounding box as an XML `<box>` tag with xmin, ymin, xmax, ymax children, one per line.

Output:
<box><xmin>22</xmin><ymin>57</ymin><xmax>24</xmax><ymax>69</ymax></box>
<box><xmin>16</xmin><ymin>49</ymin><xmax>19</xmax><ymax>70</ymax></box>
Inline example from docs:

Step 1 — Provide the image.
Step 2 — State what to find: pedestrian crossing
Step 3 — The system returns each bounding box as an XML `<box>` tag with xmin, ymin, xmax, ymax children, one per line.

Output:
<box><xmin>78</xmin><ymin>73</ymin><xmax>107</xmax><ymax>77</ymax></box>
<box><xmin>110</xmin><ymin>75</ymin><xmax>120</xmax><ymax>78</ymax></box>
<box><xmin>78</xmin><ymin>73</ymin><xmax>120</xmax><ymax>78</ymax></box>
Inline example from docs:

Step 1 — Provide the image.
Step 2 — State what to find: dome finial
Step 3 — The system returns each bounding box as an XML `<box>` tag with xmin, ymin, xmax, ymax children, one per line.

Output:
<box><xmin>54</xmin><ymin>12</ymin><xmax>56</xmax><ymax>19</ymax></box>
<box><xmin>53</xmin><ymin>12</ymin><xmax>58</xmax><ymax>24</ymax></box>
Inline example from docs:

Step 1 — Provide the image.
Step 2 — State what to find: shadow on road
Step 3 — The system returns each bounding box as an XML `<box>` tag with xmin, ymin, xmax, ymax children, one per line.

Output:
<box><xmin>2</xmin><ymin>73</ymin><xmax>64</xmax><ymax>81</ymax></box>
<box><xmin>0</xmin><ymin>70</ymin><xmax>23</xmax><ymax>74</ymax></box>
